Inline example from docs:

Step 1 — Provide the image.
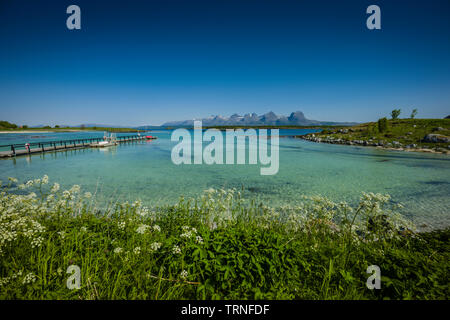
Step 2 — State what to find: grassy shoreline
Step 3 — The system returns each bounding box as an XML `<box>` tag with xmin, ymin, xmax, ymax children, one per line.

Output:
<box><xmin>299</xmin><ymin>119</ymin><xmax>450</xmax><ymax>154</ymax></box>
<box><xmin>1</xmin><ymin>177</ymin><xmax>448</xmax><ymax>299</ymax></box>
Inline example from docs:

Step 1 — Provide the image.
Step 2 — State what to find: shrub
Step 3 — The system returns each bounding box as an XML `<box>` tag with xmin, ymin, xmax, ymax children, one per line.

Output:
<box><xmin>377</xmin><ymin>117</ymin><xmax>388</xmax><ymax>133</ymax></box>
<box><xmin>0</xmin><ymin>121</ymin><xmax>18</xmax><ymax>129</ymax></box>
<box><xmin>391</xmin><ymin>109</ymin><xmax>401</xmax><ymax>120</ymax></box>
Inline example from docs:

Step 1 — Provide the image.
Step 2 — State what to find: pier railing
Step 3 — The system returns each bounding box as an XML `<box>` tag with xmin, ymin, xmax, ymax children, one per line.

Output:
<box><xmin>0</xmin><ymin>135</ymin><xmax>150</xmax><ymax>157</ymax></box>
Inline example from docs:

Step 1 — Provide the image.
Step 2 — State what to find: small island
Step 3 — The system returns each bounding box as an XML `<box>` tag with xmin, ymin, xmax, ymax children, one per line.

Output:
<box><xmin>299</xmin><ymin>114</ymin><xmax>450</xmax><ymax>154</ymax></box>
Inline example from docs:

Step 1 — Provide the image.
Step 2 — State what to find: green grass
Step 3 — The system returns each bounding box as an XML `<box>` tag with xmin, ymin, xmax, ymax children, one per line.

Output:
<box><xmin>317</xmin><ymin>118</ymin><xmax>450</xmax><ymax>150</ymax></box>
<box><xmin>0</xmin><ymin>177</ymin><xmax>448</xmax><ymax>300</ymax></box>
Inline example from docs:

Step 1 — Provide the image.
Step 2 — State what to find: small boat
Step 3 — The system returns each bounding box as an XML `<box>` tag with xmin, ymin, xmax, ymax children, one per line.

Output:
<box><xmin>145</xmin><ymin>135</ymin><xmax>157</xmax><ymax>140</ymax></box>
<box><xmin>90</xmin><ymin>140</ymin><xmax>118</xmax><ymax>148</ymax></box>
<box><xmin>90</xmin><ymin>132</ymin><xmax>119</xmax><ymax>148</ymax></box>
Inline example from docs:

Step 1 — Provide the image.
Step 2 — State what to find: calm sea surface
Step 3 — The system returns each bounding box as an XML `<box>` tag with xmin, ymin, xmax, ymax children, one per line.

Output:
<box><xmin>1</xmin><ymin>129</ymin><xmax>449</xmax><ymax>229</ymax></box>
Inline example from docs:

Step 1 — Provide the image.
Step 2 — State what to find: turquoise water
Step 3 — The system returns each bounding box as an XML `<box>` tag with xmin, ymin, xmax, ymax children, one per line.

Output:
<box><xmin>1</xmin><ymin>130</ymin><xmax>449</xmax><ymax>230</ymax></box>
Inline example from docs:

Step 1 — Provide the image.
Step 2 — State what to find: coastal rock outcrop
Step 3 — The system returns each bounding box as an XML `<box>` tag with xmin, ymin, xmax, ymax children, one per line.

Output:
<box><xmin>422</xmin><ymin>134</ymin><xmax>450</xmax><ymax>143</ymax></box>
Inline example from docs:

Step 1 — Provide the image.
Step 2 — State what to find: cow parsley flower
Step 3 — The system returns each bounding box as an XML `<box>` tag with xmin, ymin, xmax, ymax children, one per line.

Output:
<box><xmin>117</xmin><ymin>221</ymin><xmax>126</xmax><ymax>230</ymax></box>
<box><xmin>150</xmin><ymin>242</ymin><xmax>162</xmax><ymax>251</ymax></box>
<box><xmin>136</xmin><ymin>224</ymin><xmax>149</xmax><ymax>234</ymax></box>
<box><xmin>42</xmin><ymin>175</ymin><xmax>49</xmax><ymax>185</ymax></box>
<box><xmin>22</xmin><ymin>272</ymin><xmax>37</xmax><ymax>284</ymax></box>
<box><xmin>172</xmin><ymin>245</ymin><xmax>181</xmax><ymax>255</ymax></box>
<box><xmin>51</xmin><ymin>183</ymin><xmax>60</xmax><ymax>193</ymax></box>
<box><xmin>195</xmin><ymin>236</ymin><xmax>203</xmax><ymax>244</ymax></box>
<box><xmin>70</xmin><ymin>185</ymin><xmax>81</xmax><ymax>193</ymax></box>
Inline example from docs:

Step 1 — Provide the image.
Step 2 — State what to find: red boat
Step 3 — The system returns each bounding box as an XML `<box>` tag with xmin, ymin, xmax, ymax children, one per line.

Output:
<box><xmin>145</xmin><ymin>135</ymin><xmax>157</xmax><ymax>139</ymax></box>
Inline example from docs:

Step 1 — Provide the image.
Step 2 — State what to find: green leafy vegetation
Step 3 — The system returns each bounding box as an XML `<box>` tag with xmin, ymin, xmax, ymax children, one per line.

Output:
<box><xmin>377</xmin><ymin>117</ymin><xmax>388</xmax><ymax>133</ymax></box>
<box><xmin>1</xmin><ymin>176</ymin><xmax>448</xmax><ymax>299</ymax></box>
<box><xmin>391</xmin><ymin>109</ymin><xmax>401</xmax><ymax>120</ymax></box>
<box><xmin>0</xmin><ymin>121</ymin><xmax>18</xmax><ymax>130</ymax></box>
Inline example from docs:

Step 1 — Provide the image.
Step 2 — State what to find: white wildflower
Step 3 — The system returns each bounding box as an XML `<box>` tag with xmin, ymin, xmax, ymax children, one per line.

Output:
<box><xmin>51</xmin><ymin>183</ymin><xmax>60</xmax><ymax>193</ymax></box>
<box><xmin>132</xmin><ymin>200</ymin><xmax>142</xmax><ymax>208</ymax></box>
<box><xmin>22</xmin><ymin>272</ymin><xmax>37</xmax><ymax>284</ymax></box>
<box><xmin>31</xmin><ymin>236</ymin><xmax>44</xmax><ymax>248</ymax></box>
<box><xmin>150</xmin><ymin>242</ymin><xmax>162</xmax><ymax>251</ymax></box>
<box><xmin>180</xmin><ymin>231</ymin><xmax>193</xmax><ymax>238</ymax></box>
<box><xmin>70</xmin><ymin>185</ymin><xmax>81</xmax><ymax>193</ymax></box>
<box><xmin>180</xmin><ymin>270</ymin><xmax>188</xmax><ymax>280</ymax></box>
<box><xmin>195</xmin><ymin>236</ymin><xmax>203</xmax><ymax>244</ymax></box>
<box><xmin>117</xmin><ymin>221</ymin><xmax>126</xmax><ymax>230</ymax></box>
<box><xmin>136</xmin><ymin>224</ymin><xmax>149</xmax><ymax>234</ymax></box>
<box><xmin>172</xmin><ymin>245</ymin><xmax>181</xmax><ymax>255</ymax></box>
<box><xmin>204</xmin><ymin>188</ymin><xmax>215</xmax><ymax>194</ymax></box>
<box><xmin>28</xmin><ymin>192</ymin><xmax>37</xmax><ymax>199</ymax></box>
<box><xmin>42</xmin><ymin>175</ymin><xmax>49</xmax><ymax>185</ymax></box>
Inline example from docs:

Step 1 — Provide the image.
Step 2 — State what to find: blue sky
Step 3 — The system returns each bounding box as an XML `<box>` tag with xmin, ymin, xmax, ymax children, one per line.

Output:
<box><xmin>0</xmin><ymin>0</ymin><xmax>449</xmax><ymax>126</ymax></box>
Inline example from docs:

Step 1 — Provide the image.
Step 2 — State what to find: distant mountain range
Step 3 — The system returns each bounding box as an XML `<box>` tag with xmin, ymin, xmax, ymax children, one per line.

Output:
<box><xmin>156</xmin><ymin>111</ymin><xmax>358</xmax><ymax>128</ymax></box>
<box><xmin>28</xmin><ymin>111</ymin><xmax>357</xmax><ymax>129</ymax></box>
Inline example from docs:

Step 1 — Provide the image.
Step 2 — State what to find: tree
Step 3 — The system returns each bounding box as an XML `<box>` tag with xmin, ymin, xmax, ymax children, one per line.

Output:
<box><xmin>391</xmin><ymin>109</ymin><xmax>401</xmax><ymax>120</ymax></box>
<box><xmin>410</xmin><ymin>109</ymin><xmax>418</xmax><ymax>119</ymax></box>
<box><xmin>378</xmin><ymin>117</ymin><xmax>388</xmax><ymax>133</ymax></box>
<box><xmin>54</xmin><ymin>125</ymin><xmax>60</xmax><ymax>128</ymax></box>
<box><xmin>0</xmin><ymin>120</ymin><xmax>18</xmax><ymax>129</ymax></box>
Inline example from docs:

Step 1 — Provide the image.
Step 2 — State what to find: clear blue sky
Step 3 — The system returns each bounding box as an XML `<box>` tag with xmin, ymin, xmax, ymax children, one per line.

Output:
<box><xmin>0</xmin><ymin>0</ymin><xmax>449</xmax><ymax>126</ymax></box>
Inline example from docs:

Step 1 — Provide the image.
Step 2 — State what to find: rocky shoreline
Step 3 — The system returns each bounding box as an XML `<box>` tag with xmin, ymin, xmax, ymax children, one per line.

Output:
<box><xmin>297</xmin><ymin>133</ymin><xmax>450</xmax><ymax>155</ymax></box>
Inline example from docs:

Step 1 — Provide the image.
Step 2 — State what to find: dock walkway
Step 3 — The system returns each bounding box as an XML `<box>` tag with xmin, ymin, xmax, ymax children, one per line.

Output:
<box><xmin>0</xmin><ymin>135</ymin><xmax>152</xmax><ymax>158</ymax></box>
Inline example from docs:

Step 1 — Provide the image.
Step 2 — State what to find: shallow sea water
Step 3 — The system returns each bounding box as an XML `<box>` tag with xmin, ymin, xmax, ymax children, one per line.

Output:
<box><xmin>1</xmin><ymin>130</ymin><xmax>449</xmax><ymax>229</ymax></box>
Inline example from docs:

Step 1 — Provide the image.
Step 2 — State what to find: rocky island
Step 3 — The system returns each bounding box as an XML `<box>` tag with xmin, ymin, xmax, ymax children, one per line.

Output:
<box><xmin>298</xmin><ymin>118</ymin><xmax>450</xmax><ymax>154</ymax></box>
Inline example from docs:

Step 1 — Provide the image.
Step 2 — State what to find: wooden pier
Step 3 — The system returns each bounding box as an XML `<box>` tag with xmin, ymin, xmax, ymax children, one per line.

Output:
<box><xmin>0</xmin><ymin>135</ymin><xmax>154</xmax><ymax>158</ymax></box>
